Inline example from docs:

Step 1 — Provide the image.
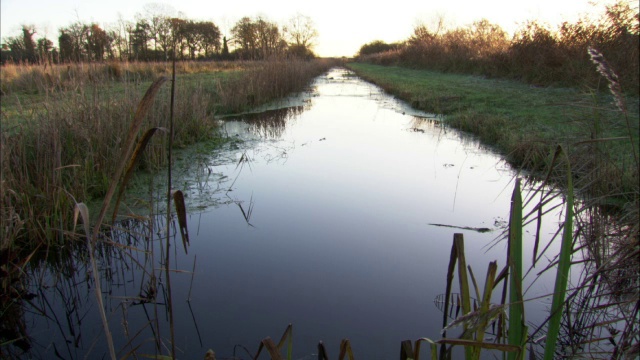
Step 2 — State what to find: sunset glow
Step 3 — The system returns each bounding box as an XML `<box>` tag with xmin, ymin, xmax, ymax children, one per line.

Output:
<box><xmin>0</xmin><ymin>0</ymin><xmax>622</xmax><ymax>57</ymax></box>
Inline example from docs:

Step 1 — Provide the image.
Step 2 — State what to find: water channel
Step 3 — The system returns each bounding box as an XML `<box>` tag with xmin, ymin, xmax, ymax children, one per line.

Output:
<box><xmin>22</xmin><ymin>68</ymin><xmax>573</xmax><ymax>359</ymax></box>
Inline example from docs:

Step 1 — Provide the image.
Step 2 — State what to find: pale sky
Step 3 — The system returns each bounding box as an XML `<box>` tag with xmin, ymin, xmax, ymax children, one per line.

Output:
<box><xmin>0</xmin><ymin>0</ymin><xmax>623</xmax><ymax>57</ymax></box>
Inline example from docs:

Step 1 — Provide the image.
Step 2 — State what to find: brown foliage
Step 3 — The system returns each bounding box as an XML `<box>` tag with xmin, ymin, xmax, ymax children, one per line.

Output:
<box><xmin>359</xmin><ymin>2</ymin><xmax>639</xmax><ymax>94</ymax></box>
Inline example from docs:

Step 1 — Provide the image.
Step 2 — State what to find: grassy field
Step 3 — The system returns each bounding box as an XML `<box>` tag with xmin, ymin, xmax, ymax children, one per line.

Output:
<box><xmin>347</xmin><ymin>63</ymin><xmax>639</xmax><ymax>207</ymax></box>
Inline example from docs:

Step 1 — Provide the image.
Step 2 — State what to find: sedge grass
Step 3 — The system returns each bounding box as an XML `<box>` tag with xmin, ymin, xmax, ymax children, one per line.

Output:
<box><xmin>542</xmin><ymin>146</ymin><xmax>575</xmax><ymax>360</ymax></box>
<box><xmin>0</xmin><ymin>58</ymin><xmax>339</xmax><ymax>357</ymax></box>
<box><xmin>507</xmin><ymin>178</ymin><xmax>526</xmax><ymax>360</ymax></box>
<box><xmin>0</xmin><ymin>58</ymin><xmax>338</xmax><ymax>249</ymax></box>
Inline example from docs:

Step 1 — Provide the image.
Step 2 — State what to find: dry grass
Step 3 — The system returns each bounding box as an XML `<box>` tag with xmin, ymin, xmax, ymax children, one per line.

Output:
<box><xmin>0</xmin><ymin>60</ymin><xmax>245</xmax><ymax>96</ymax></box>
<box><xmin>0</xmin><ymin>58</ymin><xmax>339</xmax><ymax>250</ymax></box>
<box><xmin>358</xmin><ymin>2</ymin><xmax>639</xmax><ymax>95</ymax></box>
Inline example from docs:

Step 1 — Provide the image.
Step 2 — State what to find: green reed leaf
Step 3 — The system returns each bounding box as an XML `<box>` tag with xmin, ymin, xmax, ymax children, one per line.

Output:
<box><xmin>543</xmin><ymin>145</ymin><xmax>575</xmax><ymax>360</ymax></box>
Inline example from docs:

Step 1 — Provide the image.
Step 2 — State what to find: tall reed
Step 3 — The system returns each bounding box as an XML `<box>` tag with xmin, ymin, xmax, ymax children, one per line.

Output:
<box><xmin>358</xmin><ymin>1</ymin><xmax>639</xmax><ymax>94</ymax></box>
<box><xmin>0</xmin><ymin>58</ymin><xmax>338</xmax><ymax>250</ymax></box>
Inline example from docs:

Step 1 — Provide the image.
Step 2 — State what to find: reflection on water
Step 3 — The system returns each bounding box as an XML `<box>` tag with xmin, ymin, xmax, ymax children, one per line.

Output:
<box><xmin>240</xmin><ymin>106</ymin><xmax>305</xmax><ymax>139</ymax></box>
<box><xmin>13</xmin><ymin>68</ymin><xmax>589</xmax><ymax>359</ymax></box>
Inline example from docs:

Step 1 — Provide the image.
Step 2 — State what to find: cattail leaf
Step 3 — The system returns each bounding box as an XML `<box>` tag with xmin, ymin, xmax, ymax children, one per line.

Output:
<box><xmin>93</xmin><ymin>76</ymin><xmax>168</xmax><ymax>238</ymax></box>
<box><xmin>442</xmin><ymin>237</ymin><xmax>459</xmax><ymax>337</ymax></box>
<box><xmin>317</xmin><ymin>342</ymin><xmax>329</xmax><ymax>360</ymax></box>
<box><xmin>414</xmin><ymin>337</ymin><xmax>438</xmax><ymax>360</ymax></box>
<box><xmin>473</xmin><ymin>261</ymin><xmax>498</xmax><ymax>354</ymax></box>
<box><xmin>543</xmin><ymin>145</ymin><xmax>575</xmax><ymax>360</ymax></box>
<box><xmin>339</xmin><ymin>339</ymin><xmax>355</xmax><ymax>360</ymax></box>
<box><xmin>275</xmin><ymin>323</ymin><xmax>293</xmax><ymax>360</ymax></box>
<box><xmin>111</xmin><ymin>127</ymin><xmax>168</xmax><ymax>223</ymax></box>
<box><xmin>170</xmin><ymin>189</ymin><xmax>189</xmax><ymax>254</ymax></box>
<box><xmin>508</xmin><ymin>178</ymin><xmax>525</xmax><ymax>360</ymax></box>
<box><xmin>400</xmin><ymin>339</ymin><xmax>414</xmax><ymax>360</ymax></box>
<box><xmin>467</xmin><ymin>265</ymin><xmax>481</xmax><ymax>305</ymax></box>
<box><xmin>453</xmin><ymin>233</ymin><xmax>474</xmax><ymax>358</ymax></box>
<box><xmin>73</xmin><ymin>202</ymin><xmax>91</xmax><ymax>242</ymax></box>
<box><xmin>254</xmin><ymin>337</ymin><xmax>283</xmax><ymax>360</ymax></box>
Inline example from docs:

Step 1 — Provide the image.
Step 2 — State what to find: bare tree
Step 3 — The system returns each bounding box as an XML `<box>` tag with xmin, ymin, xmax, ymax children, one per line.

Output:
<box><xmin>140</xmin><ymin>3</ymin><xmax>176</xmax><ymax>60</ymax></box>
<box><xmin>283</xmin><ymin>13</ymin><xmax>318</xmax><ymax>49</ymax></box>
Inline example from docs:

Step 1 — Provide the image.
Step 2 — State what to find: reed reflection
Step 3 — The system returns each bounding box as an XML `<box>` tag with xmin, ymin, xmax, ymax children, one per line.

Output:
<box><xmin>234</xmin><ymin>106</ymin><xmax>305</xmax><ymax>139</ymax></box>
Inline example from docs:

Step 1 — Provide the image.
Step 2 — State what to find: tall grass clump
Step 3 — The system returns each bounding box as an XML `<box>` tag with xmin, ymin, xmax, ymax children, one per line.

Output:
<box><xmin>358</xmin><ymin>1</ymin><xmax>639</xmax><ymax>95</ymax></box>
<box><xmin>0</xmin><ymin>58</ymin><xmax>338</xmax><ymax>249</ymax></box>
<box><xmin>0</xmin><ymin>60</ymin><xmax>245</xmax><ymax>96</ymax></box>
<box><xmin>404</xmin><ymin>157</ymin><xmax>637</xmax><ymax>359</ymax></box>
<box><xmin>1</xmin><ymin>57</ymin><xmax>338</xmax><ymax>356</ymax></box>
<box><xmin>212</xmin><ymin>58</ymin><xmax>338</xmax><ymax>114</ymax></box>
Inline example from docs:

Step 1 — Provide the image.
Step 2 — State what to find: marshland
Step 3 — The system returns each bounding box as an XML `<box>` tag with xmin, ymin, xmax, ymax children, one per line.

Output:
<box><xmin>1</xmin><ymin>2</ymin><xmax>639</xmax><ymax>359</ymax></box>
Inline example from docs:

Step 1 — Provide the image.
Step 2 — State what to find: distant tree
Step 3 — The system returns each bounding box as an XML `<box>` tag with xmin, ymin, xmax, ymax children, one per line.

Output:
<box><xmin>231</xmin><ymin>16</ymin><xmax>284</xmax><ymax>59</ymax></box>
<box><xmin>58</xmin><ymin>22</ymin><xmax>90</xmax><ymax>62</ymax></box>
<box><xmin>86</xmin><ymin>23</ymin><xmax>110</xmax><ymax>61</ymax></box>
<box><xmin>4</xmin><ymin>36</ymin><xmax>25</xmax><ymax>62</ymax></box>
<box><xmin>106</xmin><ymin>15</ymin><xmax>133</xmax><ymax>61</ymax></box>
<box><xmin>231</xmin><ymin>17</ymin><xmax>258</xmax><ymax>59</ymax></box>
<box><xmin>22</xmin><ymin>26</ymin><xmax>37</xmax><ymax>63</ymax></box>
<box><xmin>197</xmin><ymin>21</ymin><xmax>221</xmax><ymax>58</ymax></box>
<box><xmin>138</xmin><ymin>3</ymin><xmax>176</xmax><ymax>60</ymax></box>
<box><xmin>0</xmin><ymin>42</ymin><xmax>12</xmax><ymax>64</ymax></box>
<box><xmin>36</xmin><ymin>37</ymin><xmax>54</xmax><ymax>63</ymax></box>
<box><xmin>287</xmin><ymin>44</ymin><xmax>315</xmax><ymax>59</ymax></box>
<box><xmin>131</xmin><ymin>20</ymin><xmax>151</xmax><ymax>60</ymax></box>
<box><xmin>170</xmin><ymin>18</ymin><xmax>189</xmax><ymax>59</ymax></box>
<box><xmin>357</xmin><ymin>40</ymin><xmax>396</xmax><ymax>56</ymax></box>
<box><xmin>467</xmin><ymin>19</ymin><xmax>508</xmax><ymax>58</ymax></box>
<box><xmin>58</xmin><ymin>31</ymin><xmax>74</xmax><ymax>62</ymax></box>
<box><xmin>221</xmin><ymin>35</ymin><xmax>230</xmax><ymax>59</ymax></box>
<box><xmin>254</xmin><ymin>17</ymin><xmax>284</xmax><ymax>58</ymax></box>
<box><xmin>283</xmin><ymin>13</ymin><xmax>318</xmax><ymax>57</ymax></box>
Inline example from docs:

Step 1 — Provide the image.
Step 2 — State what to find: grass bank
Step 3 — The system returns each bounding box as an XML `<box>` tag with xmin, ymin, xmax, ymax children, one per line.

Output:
<box><xmin>346</xmin><ymin>63</ymin><xmax>639</xmax><ymax>208</ymax></box>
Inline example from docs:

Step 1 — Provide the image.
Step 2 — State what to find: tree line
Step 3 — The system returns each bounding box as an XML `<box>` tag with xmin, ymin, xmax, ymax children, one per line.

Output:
<box><xmin>356</xmin><ymin>1</ymin><xmax>638</xmax><ymax>94</ymax></box>
<box><xmin>1</xmin><ymin>7</ymin><xmax>318</xmax><ymax>64</ymax></box>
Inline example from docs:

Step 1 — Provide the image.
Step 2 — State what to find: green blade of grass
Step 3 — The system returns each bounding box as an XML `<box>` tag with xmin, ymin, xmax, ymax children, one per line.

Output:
<box><xmin>543</xmin><ymin>145</ymin><xmax>575</xmax><ymax>360</ymax></box>
<box><xmin>440</xmin><ymin>236</ymin><xmax>459</xmax><ymax>359</ymax></box>
<box><xmin>437</xmin><ymin>339</ymin><xmax>521</xmax><ymax>352</ymax></box>
<box><xmin>275</xmin><ymin>323</ymin><xmax>293</xmax><ymax>360</ymax></box>
<box><xmin>413</xmin><ymin>338</ymin><xmax>438</xmax><ymax>360</ymax></box>
<box><xmin>475</xmin><ymin>261</ymin><xmax>498</xmax><ymax>351</ymax></box>
<box><xmin>508</xmin><ymin>178</ymin><xmax>525</xmax><ymax>360</ymax></box>
<box><xmin>453</xmin><ymin>233</ymin><xmax>474</xmax><ymax>359</ymax></box>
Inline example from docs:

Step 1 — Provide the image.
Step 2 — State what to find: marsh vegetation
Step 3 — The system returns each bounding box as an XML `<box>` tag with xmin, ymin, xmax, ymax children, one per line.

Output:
<box><xmin>1</xmin><ymin>1</ymin><xmax>638</xmax><ymax>359</ymax></box>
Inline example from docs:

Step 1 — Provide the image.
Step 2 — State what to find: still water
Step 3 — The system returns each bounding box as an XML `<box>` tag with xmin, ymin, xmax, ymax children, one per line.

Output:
<box><xmin>24</xmin><ymin>68</ymin><xmax>569</xmax><ymax>359</ymax></box>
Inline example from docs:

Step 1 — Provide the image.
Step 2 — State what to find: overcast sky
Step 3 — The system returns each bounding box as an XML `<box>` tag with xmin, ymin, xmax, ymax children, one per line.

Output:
<box><xmin>0</xmin><ymin>0</ymin><xmax>621</xmax><ymax>57</ymax></box>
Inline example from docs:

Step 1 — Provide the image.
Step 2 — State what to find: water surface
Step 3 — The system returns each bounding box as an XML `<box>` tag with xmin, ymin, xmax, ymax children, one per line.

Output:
<box><xmin>25</xmin><ymin>68</ymin><xmax>570</xmax><ymax>359</ymax></box>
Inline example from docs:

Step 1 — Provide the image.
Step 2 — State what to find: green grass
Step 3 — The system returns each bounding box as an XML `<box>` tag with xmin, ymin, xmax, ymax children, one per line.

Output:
<box><xmin>346</xmin><ymin>63</ymin><xmax>639</xmax><ymax>205</ymax></box>
<box><xmin>347</xmin><ymin>63</ymin><xmax>638</xmax><ymax>143</ymax></box>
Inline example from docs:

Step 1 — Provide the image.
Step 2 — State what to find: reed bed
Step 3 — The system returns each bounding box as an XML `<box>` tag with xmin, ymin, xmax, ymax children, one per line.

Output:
<box><xmin>0</xmin><ymin>60</ymin><xmax>245</xmax><ymax>96</ymax></box>
<box><xmin>1</xmin><ymin>57</ymin><xmax>339</xmax><ymax>358</ymax></box>
<box><xmin>0</xmin><ymin>58</ymin><xmax>338</xmax><ymax>249</ymax></box>
<box><xmin>354</xmin><ymin>16</ymin><xmax>638</xmax><ymax>356</ymax></box>
<box><xmin>358</xmin><ymin>1</ymin><xmax>639</xmax><ymax>95</ymax></box>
